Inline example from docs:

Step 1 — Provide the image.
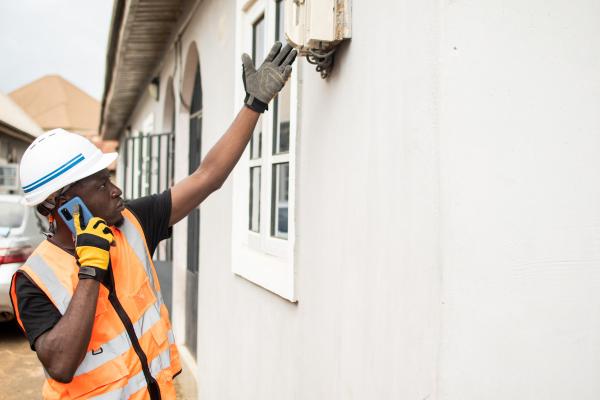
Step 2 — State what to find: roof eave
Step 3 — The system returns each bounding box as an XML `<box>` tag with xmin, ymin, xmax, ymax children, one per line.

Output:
<box><xmin>99</xmin><ymin>0</ymin><xmax>195</xmax><ymax>141</ymax></box>
<box><xmin>99</xmin><ymin>0</ymin><xmax>128</xmax><ymax>141</ymax></box>
<box><xmin>0</xmin><ymin>120</ymin><xmax>39</xmax><ymax>143</ymax></box>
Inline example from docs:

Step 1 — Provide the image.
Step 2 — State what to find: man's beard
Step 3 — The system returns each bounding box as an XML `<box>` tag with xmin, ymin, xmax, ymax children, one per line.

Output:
<box><xmin>113</xmin><ymin>215</ymin><xmax>125</xmax><ymax>228</ymax></box>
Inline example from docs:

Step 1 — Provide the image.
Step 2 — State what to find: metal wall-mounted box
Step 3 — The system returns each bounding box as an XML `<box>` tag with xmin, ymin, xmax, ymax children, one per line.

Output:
<box><xmin>285</xmin><ymin>0</ymin><xmax>351</xmax><ymax>56</ymax></box>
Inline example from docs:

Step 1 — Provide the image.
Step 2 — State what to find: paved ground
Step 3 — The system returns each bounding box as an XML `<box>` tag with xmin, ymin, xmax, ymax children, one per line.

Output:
<box><xmin>0</xmin><ymin>319</ymin><xmax>46</xmax><ymax>400</ymax></box>
<box><xmin>0</xmin><ymin>318</ymin><xmax>187</xmax><ymax>399</ymax></box>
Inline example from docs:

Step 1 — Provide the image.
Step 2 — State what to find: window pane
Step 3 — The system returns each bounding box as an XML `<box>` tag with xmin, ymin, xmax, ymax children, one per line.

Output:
<box><xmin>249</xmin><ymin>166</ymin><xmax>261</xmax><ymax>232</ymax></box>
<box><xmin>273</xmin><ymin>83</ymin><xmax>291</xmax><ymax>154</ymax></box>
<box><xmin>0</xmin><ymin>178</ymin><xmax>16</xmax><ymax>186</ymax></box>
<box><xmin>273</xmin><ymin>0</ymin><xmax>291</xmax><ymax>154</ymax></box>
<box><xmin>273</xmin><ymin>1</ymin><xmax>290</xmax><ymax>155</ymax></box>
<box><xmin>252</xmin><ymin>16</ymin><xmax>265</xmax><ymax>65</ymax></box>
<box><xmin>271</xmin><ymin>163</ymin><xmax>289</xmax><ymax>239</ymax></box>
<box><xmin>250</xmin><ymin>114</ymin><xmax>262</xmax><ymax>159</ymax></box>
<box><xmin>190</xmin><ymin>64</ymin><xmax>202</xmax><ymax>114</ymax></box>
<box><xmin>0</xmin><ymin>167</ymin><xmax>16</xmax><ymax>177</ymax></box>
<box><xmin>0</xmin><ymin>166</ymin><xmax>17</xmax><ymax>187</ymax></box>
<box><xmin>189</xmin><ymin>116</ymin><xmax>202</xmax><ymax>173</ymax></box>
<box><xmin>276</xmin><ymin>0</ymin><xmax>285</xmax><ymax>42</ymax></box>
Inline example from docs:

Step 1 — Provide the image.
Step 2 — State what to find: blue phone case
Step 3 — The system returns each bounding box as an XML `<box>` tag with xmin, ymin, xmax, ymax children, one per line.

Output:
<box><xmin>58</xmin><ymin>197</ymin><xmax>94</xmax><ymax>236</ymax></box>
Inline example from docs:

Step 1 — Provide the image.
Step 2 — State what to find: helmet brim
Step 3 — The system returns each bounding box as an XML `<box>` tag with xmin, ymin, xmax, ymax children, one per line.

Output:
<box><xmin>69</xmin><ymin>152</ymin><xmax>118</xmax><ymax>186</ymax></box>
<box><xmin>26</xmin><ymin>152</ymin><xmax>119</xmax><ymax>207</ymax></box>
<box><xmin>86</xmin><ymin>152</ymin><xmax>118</xmax><ymax>178</ymax></box>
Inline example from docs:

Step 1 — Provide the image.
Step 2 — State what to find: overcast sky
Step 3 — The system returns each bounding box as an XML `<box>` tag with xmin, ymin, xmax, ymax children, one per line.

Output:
<box><xmin>0</xmin><ymin>0</ymin><xmax>113</xmax><ymax>101</ymax></box>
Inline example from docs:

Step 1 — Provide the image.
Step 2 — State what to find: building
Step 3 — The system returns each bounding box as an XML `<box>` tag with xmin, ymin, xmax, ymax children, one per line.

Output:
<box><xmin>101</xmin><ymin>0</ymin><xmax>600</xmax><ymax>399</ymax></box>
<box><xmin>9</xmin><ymin>75</ymin><xmax>118</xmax><ymax>179</ymax></box>
<box><xmin>0</xmin><ymin>90</ymin><xmax>44</xmax><ymax>194</ymax></box>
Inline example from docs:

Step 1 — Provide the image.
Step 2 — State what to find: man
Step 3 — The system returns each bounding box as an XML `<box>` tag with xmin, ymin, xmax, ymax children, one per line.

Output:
<box><xmin>10</xmin><ymin>42</ymin><xmax>296</xmax><ymax>400</ymax></box>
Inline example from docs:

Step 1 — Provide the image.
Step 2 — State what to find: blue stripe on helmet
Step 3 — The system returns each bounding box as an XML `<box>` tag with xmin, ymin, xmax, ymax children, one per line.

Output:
<box><xmin>23</xmin><ymin>154</ymin><xmax>85</xmax><ymax>194</ymax></box>
<box><xmin>23</xmin><ymin>153</ymin><xmax>84</xmax><ymax>190</ymax></box>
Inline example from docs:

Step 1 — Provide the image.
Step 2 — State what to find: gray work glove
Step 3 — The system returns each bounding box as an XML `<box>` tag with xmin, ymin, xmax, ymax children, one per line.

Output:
<box><xmin>242</xmin><ymin>41</ymin><xmax>297</xmax><ymax>113</ymax></box>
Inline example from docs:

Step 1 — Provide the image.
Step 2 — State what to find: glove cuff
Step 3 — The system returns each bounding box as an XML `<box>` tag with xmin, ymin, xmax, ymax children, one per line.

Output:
<box><xmin>78</xmin><ymin>265</ymin><xmax>107</xmax><ymax>283</ymax></box>
<box><xmin>244</xmin><ymin>93</ymin><xmax>268</xmax><ymax>113</ymax></box>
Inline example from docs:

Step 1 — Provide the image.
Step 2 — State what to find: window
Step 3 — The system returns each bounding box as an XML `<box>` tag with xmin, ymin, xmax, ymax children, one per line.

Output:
<box><xmin>271</xmin><ymin>162</ymin><xmax>288</xmax><ymax>239</ymax></box>
<box><xmin>271</xmin><ymin>0</ymin><xmax>290</xmax><ymax>240</ymax></box>
<box><xmin>252</xmin><ymin>16</ymin><xmax>265</xmax><ymax>65</ymax></box>
<box><xmin>249</xmin><ymin>17</ymin><xmax>264</xmax><ymax>233</ymax></box>
<box><xmin>0</xmin><ymin>165</ymin><xmax>18</xmax><ymax>190</ymax></box>
<box><xmin>249</xmin><ymin>166</ymin><xmax>261</xmax><ymax>232</ymax></box>
<box><xmin>232</xmin><ymin>0</ymin><xmax>298</xmax><ymax>301</ymax></box>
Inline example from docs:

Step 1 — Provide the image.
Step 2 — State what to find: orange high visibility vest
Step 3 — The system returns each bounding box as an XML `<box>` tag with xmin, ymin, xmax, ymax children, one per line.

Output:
<box><xmin>10</xmin><ymin>209</ymin><xmax>181</xmax><ymax>400</ymax></box>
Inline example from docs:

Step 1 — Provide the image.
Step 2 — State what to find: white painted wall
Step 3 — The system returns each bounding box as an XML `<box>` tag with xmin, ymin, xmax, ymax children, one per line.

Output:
<box><xmin>438</xmin><ymin>1</ymin><xmax>600</xmax><ymax>398</ymax></box>
<box><xmin>117</xmin><ymin>0</ymin><xmax>600</xmax><ymax>398</ymax></box>
<box><xmin>120</xmin><ymin>0</ymin><xmax>240</xmax><ymax>381</ymax></box>
<box><xmin>193</xmin><ymin>0</ymin><xmax>443</xmax><ymax>398</ymax></box>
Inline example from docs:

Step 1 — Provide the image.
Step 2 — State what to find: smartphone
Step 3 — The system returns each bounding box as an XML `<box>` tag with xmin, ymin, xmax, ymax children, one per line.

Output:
<box><xmin>58</xmin><ymin>197</ymin><xmax>94</xmax><ymax>236</ymax></box>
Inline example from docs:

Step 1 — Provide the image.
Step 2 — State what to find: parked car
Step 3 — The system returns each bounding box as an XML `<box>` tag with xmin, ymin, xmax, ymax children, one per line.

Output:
<box><xmin>0</xmin><ymin>195</ymin><xmax>46</xmax><ymax>322</ymax></box>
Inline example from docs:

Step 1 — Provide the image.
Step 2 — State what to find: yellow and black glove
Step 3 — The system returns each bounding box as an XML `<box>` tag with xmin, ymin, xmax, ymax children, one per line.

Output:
<box><xmin>73</xmin><ymin>204</ymin><xmax>116</xmax><ymax>282</ymax></box>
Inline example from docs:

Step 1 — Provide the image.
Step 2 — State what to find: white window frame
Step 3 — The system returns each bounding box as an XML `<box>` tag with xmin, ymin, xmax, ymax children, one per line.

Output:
<box><xmin>232</xmin><ymin>0</ymin><xmax>298</xmax><ymax>301</ymax></box>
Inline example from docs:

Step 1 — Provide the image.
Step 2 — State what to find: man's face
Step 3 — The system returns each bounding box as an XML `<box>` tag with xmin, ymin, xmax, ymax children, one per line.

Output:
<box><xmin>65</xmin><ymin>169</ymin><xmax>125</xmax><ymax>227</ymax></box>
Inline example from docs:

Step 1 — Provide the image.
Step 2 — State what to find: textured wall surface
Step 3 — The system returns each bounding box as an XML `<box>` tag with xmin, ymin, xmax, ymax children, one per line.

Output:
<box><xmin>120</xmin><ymin>0</ymin><xmax>600</xmax><ymax>398</ymax></box>
<box><xmin>438</xmin><ymin>1</ymin><xmax>600</xmax><ymax>398</ymax></box>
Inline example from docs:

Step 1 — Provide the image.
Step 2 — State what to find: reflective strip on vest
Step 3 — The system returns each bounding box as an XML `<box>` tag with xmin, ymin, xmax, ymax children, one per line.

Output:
<box><xmin>27</xmin><ymin>255</ymin><xmax>72</xmax><ymax>314</ymax></box>
<box><xmin>74</xmin><ymin>330</ymin><xmax>131</xmax><ymax>377</ymax></box>
<box><xmin>74</xmin><ymin>217</ymin><xmax>170</xmax><ymax>378</ymax></box>
<box><xmin>31</xmin><ymin>266</ymin><xmax>170</xmax><ymax>380</ymax></box>
<box><xmin>156</xmin><ymin>290</ymin><xmax>164</xmax><ymax>308</ymax></box>
<box><xmin>87</xmin><ymin>347</ymin><xmax>173</xmax><ymax>400</ymax></box>
<box><xmin>119</xmin><ymin>218</ymin><xmax>164</xmax><ymax>309</ymax></box>
<box><xmin>74</xmin><ymin>308</ymin><xmax>176</xmax><ymax>377</ymax></box>
<box><xmin>150</xmin><ymin>347</ymin><xmax>171</xmax><ymax>380</ymax></box>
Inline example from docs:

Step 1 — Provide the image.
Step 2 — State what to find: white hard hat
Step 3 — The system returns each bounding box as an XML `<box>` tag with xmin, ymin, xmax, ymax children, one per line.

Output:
<box><xmin>20</xmin><ymin>128</ymin><xmax>118</xmax><ymax>207</ymax></box>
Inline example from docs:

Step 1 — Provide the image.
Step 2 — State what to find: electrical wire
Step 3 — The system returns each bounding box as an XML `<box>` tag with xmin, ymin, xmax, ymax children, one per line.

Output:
<box><xmin>306</xmin><ymin>42</ymin><xmax>338</xmax><ymax>79</ymax></box>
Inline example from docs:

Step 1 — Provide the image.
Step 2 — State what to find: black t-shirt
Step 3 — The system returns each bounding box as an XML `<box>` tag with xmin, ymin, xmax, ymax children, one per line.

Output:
<box><xmin>14</xmin><ymin>189</ymin><xmax>172</xmax><ymax>350</ymax></box>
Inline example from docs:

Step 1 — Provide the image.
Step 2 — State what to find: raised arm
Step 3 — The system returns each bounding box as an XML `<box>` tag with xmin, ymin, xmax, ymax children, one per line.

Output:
<box><xmin>169</xmin><ymin>42</ymin><xmax>297</xmax><ymax>226</ymax></box>
<box><xmin>169</xmin><ymin>106</ymin><xmax>258</xmax><ymax>226</ymax></box>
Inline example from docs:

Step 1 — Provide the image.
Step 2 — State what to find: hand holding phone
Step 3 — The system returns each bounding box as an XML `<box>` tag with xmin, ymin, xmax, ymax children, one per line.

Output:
<box><xmin>58</xmin><ymin>197</ymin><xmax>95</xmax><ymax>236</ymax></box>
<box><xmin>70</xmin><ymin>203</ymin><xmax>116</xmax><ymax>282</ymax></box>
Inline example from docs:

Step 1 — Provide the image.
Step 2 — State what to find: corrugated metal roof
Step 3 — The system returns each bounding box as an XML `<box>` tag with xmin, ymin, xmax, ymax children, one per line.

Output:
<box><xmin>100</xmin><ymin>0</ymin><xmax>191</xmax><ymax>140</ymax></box>
<box><xmin>9</xmin><ymin>75</ymin><xmax>100</xmax><ymax>134</ymax></box>
<box><xmin>0</xmin><ymin>90</ymin><xmax>44</xmax><ymax>140</ymax></box>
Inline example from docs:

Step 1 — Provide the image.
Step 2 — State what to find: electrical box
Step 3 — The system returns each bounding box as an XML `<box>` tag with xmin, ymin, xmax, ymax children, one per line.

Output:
<box><xmin>285</xmin><ymin>0</ymin><xmax>351</xmax><ymax>56</ymax></box>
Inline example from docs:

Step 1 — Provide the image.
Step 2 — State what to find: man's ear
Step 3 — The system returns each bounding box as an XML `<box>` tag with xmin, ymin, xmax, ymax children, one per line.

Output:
<box><xmin>55</xmin><ymin>196</ymin><xmax>67</xmax><ymax>208</ymax></box>
<box><xmin>55</xmin><ymin>193</ymin><xmax>73</xmax><ymax>210</ymax></box>
<box><xmin>52</xmin><ymin>196</ymin><xmax>69</xmax><ymax>225</ymax></box>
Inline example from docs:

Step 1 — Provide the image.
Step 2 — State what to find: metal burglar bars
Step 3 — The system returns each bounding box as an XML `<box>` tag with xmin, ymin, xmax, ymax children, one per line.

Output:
<box><xmin>122</xmin><ymin>132</ymin><xmax>175</xmax><ymax>261</ymax></box>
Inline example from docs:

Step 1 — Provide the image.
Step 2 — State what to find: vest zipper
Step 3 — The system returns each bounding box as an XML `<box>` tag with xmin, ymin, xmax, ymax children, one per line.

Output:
<box><xmin>107</xmin><ymin>268</ymin><xmax>162</xmax><ymax>400</ymax></box>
